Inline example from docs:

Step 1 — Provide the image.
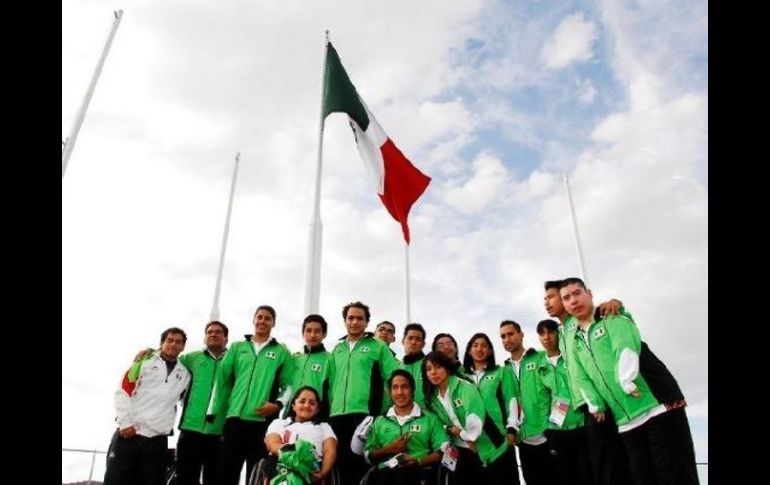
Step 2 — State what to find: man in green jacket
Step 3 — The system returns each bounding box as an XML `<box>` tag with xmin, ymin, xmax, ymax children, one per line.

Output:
<box><xmin>175</xmin><ymin>320</ymin><xmax>229</xmax><ymax>485</ymax></box>
<box><xmin>536</xmin><ymin>318</ymin><xmax>590</xmax><ymax>485</ymax></box>
<box><xmin>560</xmin><ymin>277</ymin><xmax>698</xmax><ymax>485</ymax></box>
<box><xmin>364</xmin><ymin>369</ymin><xmax>448</xmax><ymax>484</ymax></box>
<box><xmin>499</xmin><ymin>320</ymin><xmax>553</xmax><ymax>485</ymax></box>
<box><xmin>544</xmin><ymin>279</ymin><xmax>633</xmax><ymax>485</ymax></box>
<box><xmin>328</xmin><ymin>301</ymin><xmax>400</xmax><ymax>485</ymax></box>
<box><xmin>210</xmin><ymin>305</ymin><xmax>294</xmax><ymax>485</ymax></box>
<box><xmin>400</xmin><ymin>323</ymin><xmax>427</xmax><ymax>407</ymax></box>
<box><xmin>289</xmin><ymin>314</ymin><xmax>333</xmax><ymax>418</ymax></box>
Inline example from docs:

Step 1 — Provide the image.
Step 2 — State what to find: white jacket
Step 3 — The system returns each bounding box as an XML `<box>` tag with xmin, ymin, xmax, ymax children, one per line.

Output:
<box><xmin>114</xmin><ymin>352</ymin><xmax>191</xmax><ymax>438</ymax></box>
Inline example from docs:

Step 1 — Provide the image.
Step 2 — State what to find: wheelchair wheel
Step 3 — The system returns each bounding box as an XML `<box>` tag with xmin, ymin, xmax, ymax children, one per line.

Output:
<box><xmin>164</xmin><ymin>463</ymin><xmax>177</xmax><ymax>485</ymax></box>
<box><xmin>359</xmin><ymin>464</ymin><xmax>378</xmax><ymax>485</ymax></box>
<box><xmin>434</xmin><ymin>463</ymin><xmax>454</xmax><ymax>485</ymax></box>
<box><xmin>165</xmin><ymin>448</ymin><xmax>177</xmax><ymax>485</ymax></box>
<box><xmin>247</xmin><ymin>457</ymin><xmax>272</xmax><ymax>485</ymax></box>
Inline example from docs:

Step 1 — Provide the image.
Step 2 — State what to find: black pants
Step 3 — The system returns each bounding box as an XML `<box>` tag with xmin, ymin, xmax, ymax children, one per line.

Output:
<box><xmin>484</xmin><ymin>445</ymin><xmax>521</xmax><ymax>485</ymax></box>
<box><xmin>620</xmin><ymin>408</ymin><xmax>699</xmax><ymax>485</ymax></box>
<box><xmin>517</xmin><ymin>441</ymin><xmax>555</xmax><ymax>485</ymax></box>
<box><xmin>104</xmin><ymin>430</ymin><xmax>169</xmax><ymax>485</ymax></box>
<box><xmin>454</xmin><ymin>446</ymin><xmax>485</xmax><ymax>485</ymax></box>
<box><xmin>584</xmin><ymin>408</ymin><xmax>633</xmax><ymax>485</ymax></box>
<box><xmin>545</xmin><ymin>427</ymin><xmax>591</xmax><ymax>485</ymax></box>
<box><xmin>367</xmin><ymin>465</ymin><xmax>423</xmax><ymax>485</ymax></box>
<box><xmin>175</xmin><ymin>429</ymin><xmax>221</xmax><ymax>485</ymax></box>
<box><xmin>329</xmin><ymin>413</ymin><xmax>368</xmax><ymax>485</ymax></box>
<box><xmin>217</xmin><ymin>418</ymin><xmax>270</xmax><ymax>485</ymax></box>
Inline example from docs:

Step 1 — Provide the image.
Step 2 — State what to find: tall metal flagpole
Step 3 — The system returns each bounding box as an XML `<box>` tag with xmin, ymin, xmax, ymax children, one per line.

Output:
<box><xmin>210</xmin><ymin>153</ymin><xmax>241</xmax><ymax>322</ymax></box>
<box><xmin>303</xmin><ymin>31</ymin><xmax>330</xmax><ymax>315</ymax></box>
<box><xmin>563</xmin><ymin>174</ymin><xmax>589</xmax><ymax>285</ymax></box>
<box><xmin>405</xmin><ymin>243</ymin><xmax>411</xmax><ymax>324</ymax></box>
<box><xmin>62</xmin><ymin>9</ymin><xmax>124</xmax><ymax>178</ymax></box>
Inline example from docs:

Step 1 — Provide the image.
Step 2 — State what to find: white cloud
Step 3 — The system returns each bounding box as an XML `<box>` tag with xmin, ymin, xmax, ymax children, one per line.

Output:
<box><xmin>443</xmin><ymin>153</ymin><xmax>509</xmax><ymax>213</ymax></box>
<box><xmin>541</xmin><ymin>13</ymin><xmax>598</xmax><ymax>69</ymax></box>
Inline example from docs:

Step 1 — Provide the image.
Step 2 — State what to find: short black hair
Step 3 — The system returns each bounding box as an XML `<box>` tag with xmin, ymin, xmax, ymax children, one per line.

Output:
<box><xmin>388</xmin><ymin>368</ymin><xmax>416</xmax><ymax>391</ymax></box>
<box><xmin>255</xmin><ymin>305</ymin><xmax>277</xmax><ymax>321</ymax></box>
<box><xmin>403</xmin><ymin>322</ymin><xmax>426</xmax><ymax>340</ymax></box>
<box><xmin>536</xmin><ymin>319</ymin><xmax>559</xmax><ymax>334</ymax></box>
<box><xmin>205</xmin><ymin>320</ymin><xmax>229</xmax><ymax>337</ymax></box>
<box><xmin>342</xmin><ymin>301</ymin><xmax>371</xmax><ymax>322</ymax></box>
<box><xmin>557</xmin><ymin>277</ymin><xmax>586</xmax><ymax>290</ymax></box>
<box><xmin>499</xmin><ymin>320</ymin><xmax>522</xmax><ymax>332</ymax></box>
<box><xmin>544</xmin><ymin>280</ymin><xmax>563</xmax><ymax>291</ymax></box>
<box><xmin>302</xmin><ymin>314</ymin><xmax>328</xmax><ymax>334</ymax></box>
<box><xmin>160</xmin><ymin>327</ymin><xmax>187</xmax><ymax>344</ymax></box>
<box><xmin>376</xmin><ymin>321</ymin><xmax>396</xmax><ymax>332</ymax></box>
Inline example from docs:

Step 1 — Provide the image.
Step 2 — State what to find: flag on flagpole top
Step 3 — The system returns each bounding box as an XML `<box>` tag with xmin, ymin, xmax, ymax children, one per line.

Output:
<box><xmin>322</xmin><ymin>42</ymin><xmax>431</xmax><ymax>244</ymax></box>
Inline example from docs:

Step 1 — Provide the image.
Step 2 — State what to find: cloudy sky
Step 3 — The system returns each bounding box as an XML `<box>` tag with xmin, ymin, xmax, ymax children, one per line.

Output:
<box><xmin>62</xmin><ymin>0</ymin><xmax>707</xmax><ymax>481</ymax></box>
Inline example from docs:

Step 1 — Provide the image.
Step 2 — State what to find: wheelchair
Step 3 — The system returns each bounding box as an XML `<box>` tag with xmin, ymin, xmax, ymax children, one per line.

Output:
<box><xmin>359</xmin><ymin>461</ymin><xmax>453</xmax><ymax>485</ymax></box>
<box><xmin>247</xmin><ymin>455</ymin><xmax>341</xmax><ymax>485</ymax></box>
<box><xmin>164</xmin><ymin>448</ymin><xmax>177</xmax><ymax>485</ymax></box>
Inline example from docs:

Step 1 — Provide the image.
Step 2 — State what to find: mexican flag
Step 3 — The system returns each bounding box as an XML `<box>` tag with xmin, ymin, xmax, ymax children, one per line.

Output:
<box><xmin>322</xmin><ymin>42</ymin><xmax>431</xmax><ymax>244</ymax></box>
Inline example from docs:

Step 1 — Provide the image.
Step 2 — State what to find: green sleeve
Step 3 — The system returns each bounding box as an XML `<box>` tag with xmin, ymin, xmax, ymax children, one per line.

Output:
<box><xmin>209</xmin><ymin>343</ymin><xmax>236</xmax><ymax>416</ymax></box>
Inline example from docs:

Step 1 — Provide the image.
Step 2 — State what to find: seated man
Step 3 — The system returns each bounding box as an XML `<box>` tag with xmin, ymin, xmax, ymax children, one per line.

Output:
<box><xmin>363</xmin><ymin>370</ymin><xmax>449</xmax><ymax>485</ymax></box>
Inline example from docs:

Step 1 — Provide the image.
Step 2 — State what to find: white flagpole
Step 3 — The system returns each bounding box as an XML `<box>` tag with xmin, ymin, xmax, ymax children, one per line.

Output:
<box><xmin>210</xmin><ymin>153</ymin><xmax>241</xmax><ymax>322</ymax></box>
<box><xmin>405</xmin><ymin>243</ymin><xmax>412</xmax><ymax>324</ymax></box>
<box><xmin>62</xmin><ymin>10</ymin><xmax>124</xmax><ymax>178</ymax></box>
<box><xmin>303</xmin><ymin>31</ymin><xmax>329</xmax><ymax>315</ymax></box>
<box><xmin>563</xmin><ymin>174</ymin><xmax>588</xmax><ymax>285</ymax></box>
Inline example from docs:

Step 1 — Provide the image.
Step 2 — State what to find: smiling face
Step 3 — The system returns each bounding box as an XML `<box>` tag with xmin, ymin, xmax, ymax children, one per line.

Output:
<box><xmin>253</xmin><ymin>309</ymin><xmax>275</xmax><ymax>338</ymax></box>
<box><xmin>204</xmin><ymin>323</ymin><xmax>227</xmax><ymax>353</ymax></box>
<box><xmin>390</xmin><ymin>374</ymin><xmax>414</xmax><ymax>410</ymax></box>
<box><xmin>160</xmin><ymin>332</ymin><xmax>186</xmax><ymax>360</ymax></box>
<box><xmin>292</xmin><ymin>389</ymin><xmax>320</xmax><ymax>423</ymax></box>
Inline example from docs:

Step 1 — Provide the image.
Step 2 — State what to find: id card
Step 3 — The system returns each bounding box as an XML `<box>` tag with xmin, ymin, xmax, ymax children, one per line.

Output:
<box><xmin>549</xmin><ymin>397</ymin><xmax>570</xmax><ymax>427</ymax></box>
<box><xmin>441</xmin><ymin>445</ymin><xmax>459</xmax><ymax>472</ymax></box>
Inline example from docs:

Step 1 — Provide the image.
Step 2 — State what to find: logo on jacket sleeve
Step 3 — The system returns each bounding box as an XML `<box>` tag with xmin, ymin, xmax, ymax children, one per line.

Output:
<box><xmin>409</xmin><ymin>423</ymin><xmax>422</xmax><ymax>432</ymax></box>
<box><xmin>311</xmin><ymin>363</ymin><xmax>322</xmax><ymax>372</ymax></box>
<box><xmin>453</xmin><ymin>398</ymin><xmax>464</xmax><ymax>408</ymax></box>
<box><xmin>265</xmin><ymin>351</ymin><xmax>276</xmax><ymax>359</ymax></box>
<box><xmin>592</xmin><ymin>327</ymin><xmax>606</xmax><ymax>340</ymax></box>
<box><xmin>526</xmin><ymin>362</ymin><xmax>536</xmax><ymax>371</ymax></box>
<box><xmin>483</xmin><ymin>375</ymin><xmax>496</xmax><ymax>381</ymax></box>
<box><xmin>360</xmin><ymin>346</ymin><xmax>370</xmax><ymax>353</ymax></box>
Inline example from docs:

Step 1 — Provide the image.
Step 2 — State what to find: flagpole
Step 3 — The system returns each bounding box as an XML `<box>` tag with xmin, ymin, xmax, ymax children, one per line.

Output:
<box><xmin>303</xmin><ymin>31</ymin><xmax>330</xmax><ymax>315</ymax></box>
<box><xmin>563</xmin><ymin>174</ymin><xmax>588</xmax><ymax>285</ymax></box>
<box><xmin>405</xmin><ymin>242</ymin><xmax>412</xmax><ymax>324</ymax></box>
<box><xmin>210</xmin><ymin>153</ymin><xmax>240</xmax><ymax>322</ymax></box>
<box><xmin>62</xmin><ymin>9</ymin><xmax>124</xmax><ymax>178</ymax></box>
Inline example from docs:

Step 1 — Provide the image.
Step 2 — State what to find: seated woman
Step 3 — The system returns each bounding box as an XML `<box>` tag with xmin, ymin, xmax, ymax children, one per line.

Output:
<box><xmin>264</xmin><ymin>386</ymin><xmax>338</xmax><ymax>483</ymax></box>
<box><xmin>422</xmin><ymin>350</ymin><xmax>511</xmax><ymax>485</ymax></box>
<box><xmin>364</xmin><ymin>369</ymin><xmax>448</xmax><ymax>485</ymax></box>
